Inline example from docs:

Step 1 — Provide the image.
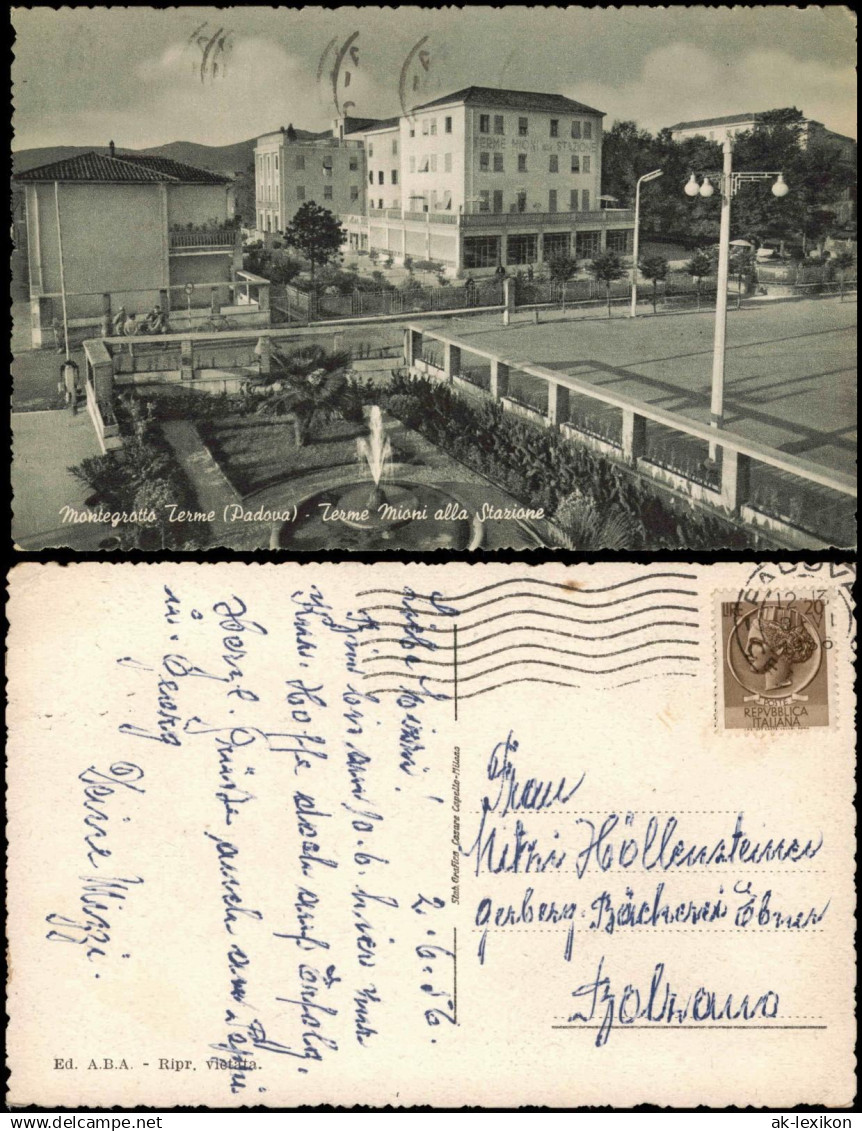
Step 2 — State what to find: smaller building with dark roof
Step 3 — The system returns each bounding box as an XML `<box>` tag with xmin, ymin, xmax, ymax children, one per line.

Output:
<box><xmin>15</xmin><ymin>142</ymin><xmax>242</xmax><ymax>347</ymax></box>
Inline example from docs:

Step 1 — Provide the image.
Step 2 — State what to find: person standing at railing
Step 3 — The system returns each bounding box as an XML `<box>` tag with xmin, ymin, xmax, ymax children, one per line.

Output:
<box><xmin>143</xmin><ymin>305</ymin><xmax>167</xmax><ymax>334</ymax></box>
<box><xmin>112</xmin><ymin>306</ymin><xmax>127</xmax><ymax>337</ymax></box>
<box><xmin>61</xmin><ymin>358</ymin><xmax>81</xmax><ymax>415</ymax></box>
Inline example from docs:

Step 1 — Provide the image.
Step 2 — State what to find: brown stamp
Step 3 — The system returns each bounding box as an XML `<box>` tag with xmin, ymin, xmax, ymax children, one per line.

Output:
<box><xmin>717</xmin><ymin>593</ymin><xmax>832</xmax><ymax>730</ymax></box>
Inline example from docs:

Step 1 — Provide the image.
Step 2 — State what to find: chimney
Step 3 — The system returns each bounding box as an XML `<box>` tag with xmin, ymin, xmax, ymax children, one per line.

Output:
<box><xmin>109</xmin><ymin>140</ymin><xmax>115</xmax><ymax>158</ymax></box>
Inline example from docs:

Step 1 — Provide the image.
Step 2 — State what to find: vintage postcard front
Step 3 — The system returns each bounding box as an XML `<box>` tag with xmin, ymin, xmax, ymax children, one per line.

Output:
<box><xmin>6</xmin><ymin>561</ymin><xmax>856</xmax><ymax>1108</ymax></box>
<box><xmin>10</xmin><ymin>7</ymin><xmax>857</xmax><ymax>554</ymax></box>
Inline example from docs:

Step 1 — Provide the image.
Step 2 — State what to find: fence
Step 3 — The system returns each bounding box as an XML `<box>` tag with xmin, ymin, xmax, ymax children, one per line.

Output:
<box><xmin>403</xmin><ymin>322</ymin><xmax>856</xmax><ymax>548</ymax></box>
<box><xmin>272</xmin><ymin>279</ymin><xmax>505</xmax><ymax>323</ymax></box>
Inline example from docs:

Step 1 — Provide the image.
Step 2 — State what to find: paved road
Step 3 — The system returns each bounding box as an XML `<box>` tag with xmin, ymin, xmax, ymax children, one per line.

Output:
<box><xmin>12</xmin><ymin>409</ymin><xmax>107</xmax><ymax>549</ymax></box>
<box><xmin>430</xmin><ymin>297</ymin><xmax>857</xmax><ymax>475</ymax></box>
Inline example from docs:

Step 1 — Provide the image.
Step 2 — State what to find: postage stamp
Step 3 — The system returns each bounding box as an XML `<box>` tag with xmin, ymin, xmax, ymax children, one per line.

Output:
<box><xmin>716</xmin><ymin>592</ymin><xmax>833</xmax><ymax>731</ymax></box>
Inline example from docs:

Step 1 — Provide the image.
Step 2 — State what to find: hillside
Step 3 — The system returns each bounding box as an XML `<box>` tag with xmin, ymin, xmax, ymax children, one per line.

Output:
<box><xmin>12</xmin><ymin>128</ymin><xmax>326</xmax><ymax>177</ymax></box>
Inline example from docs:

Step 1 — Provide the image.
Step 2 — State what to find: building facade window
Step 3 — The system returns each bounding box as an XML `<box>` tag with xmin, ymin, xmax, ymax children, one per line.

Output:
<box><xmin>570</xmin><ymin>189</ymin><xmax>579</xmax><ymax>210</ymax></box>
<box><xmin>571</xmin><ymin>120</ymin><xmax>581</xmax><ymax>139</ymax></box>
<box><xmin>378</xmin><ymin>198</ymin><xmax>384</xmax><ymax>209</ymax></box>
<box><xmin>518</xmin><ymin>154</ymin><xmax>527</xmax><ymax>172</ymax></box>
<box><xmin>479</xmin><ymin>114</ymin><xmax>490</xmax><ymax>134</ymax></box>
<box><xmin>493</xmin><ymin>153</ymin><xmax>504</xmax><ymax>172</ymax></box>
<box><xmin>463</xmin><ymin>234</ymin><xmax>500</xmax><ymax>268</ymax></box>
<box><xmin>391</xmin><ymin>169</ymin><xmax>398</xmax><ymax>184</ymax></box>
<box><xmin>369</xmin><ymin>171</ymin><xmax>374</xmax><ymax>184</ymax></box>
<box><xmin>548</xmin><ymin>189</ymin><xmax>557</xmax><ymax>212</ymax></box>
<box><xmin>575</xmin><ymin>230</ymin><xmax>601</xmax><ymax>258</ymax></box>
<box><xmin>296</xmin><ymin>186</ymin><xmax>305</xmax><ymax>200</ymax></box>
<box><xmin>392</xmin><ymin>139</ymin><xmax>398</xmax><ymax>155</ymax></box>
<box><xmin>479</xmin><ymin>152</ymin><xmax>490</xmax><ymax>171</ymax></box>
<box><xmin>518</xmin><ymin>116</ymin><xmax>528</xmax><ymax>136</ymax></box>
<box><xmin>516</xmin><ymin>190</ymin><xmax>527</xmax><ymax>212</ymax></box>
<box><xmin>430</xmin><ymin>119</ymin><xmax>437</xmax><ymax>136</ymax></box>
<box><xmin>582</xmin><ymin>189</ymin><xmax>590</xmax><ymax>210</ymax></box>
<box><xmin>422</xmin><ymin>119</ymin><xmax>429</xmax><ymax>135</ymax></box>
<box><xmin>444</xmin><ymin>152</ymin><xmax>452</xmax><ymax>172</ymax></box>
<box><xmin>544</xmin><ymin>231</ymin><xmax>570</xmax><ymax>258</ymax></box>
<box><xmin>430</xmin><ymin>154</ymin><xmax>438</xmax><ymax>172</ymax></box>
<box><xmin>368</xmin><ymin>143</ymin><xmax>374</xmax><ymax>157</ymax></box>
<box><xmin>607</xmin><ymin>229</ymin><xmax>632</xmax><ymax>253</ymax></box>
<box><xmin>324</xmin><ymin>185</ymin><xmax>333</xmax><ymax>199</ymax></box>
<box><xmin>583</xmin><ymin>121</ymin><xmax>592</xmax><ymax>139</ymax></box>
<box><xmin>494</xmin><ymin>114</ymin><xmax>504</xmax><ymax>135</ymax></box>
<box><xmin>550</xmin><ymin>119</ymin><xmax>559</xmax><ymax>137</ymax></box>
<box><xmin>549</xmin><ymin>155</ymin><xmax>559</xmax><ymax>173</ymax></box>
<box><xmin>296</xmin><ymin>155</ymin><xmax>305</xmax><ymax>170</ymax></box>
<box><xmin>350</xmin><ymin>186</ymin><xmax>359</xmax><ymax>201</ymax></box>
<box><xmin>445</xmin><ymin>116</ymin><xmax>452</xmax><ymax>133</ymax></box>
<box><xmin>275</xmin><ymin>154</ymin><xmax>279</xmax><ymax>170</ymax></box>
<box><xmin>378</xmin><ymin>170</ymin><xmax>384</xmax><ymax>184</ymax></box>
<box><xmin>571</xmin><ymin>155</ymin><xmax>580</xmax><ymax>173</ymax></box>
<box><xmin>349</xmin><ymin>156</ymin><xmax>358</xmax><ymax>171</ymax></box>
<box><xmin>409</xmin><ymin>156</ymin><xmax>416</xmax><ymax>173</ymax></box>
<box><xmin>478</xmin><ymin>189</ymin><xmax>490</xmax><ymax>212</ymax></box>
<box><xmin>582</xmin><ymin>156</ymin><xmax>591</xmax><ymax>173</ymax></box>
<box><xmin>507</xmin><ymin>233</ymin><xmax>538</xmax><ymax>265</ymax></box>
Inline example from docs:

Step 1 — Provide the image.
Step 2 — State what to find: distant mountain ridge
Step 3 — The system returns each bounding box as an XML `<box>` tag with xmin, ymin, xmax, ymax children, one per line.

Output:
<box><xmin>12</xmin><ymin>128</ymin><xmax>326</xmax><ymax>177</ymax></box>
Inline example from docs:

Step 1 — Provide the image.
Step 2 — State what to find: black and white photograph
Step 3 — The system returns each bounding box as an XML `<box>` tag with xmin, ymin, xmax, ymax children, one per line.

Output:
<box><xmin>10</xmin><ymin>6</ymin><xmax>856</xmax><ymax>550</ymax></box>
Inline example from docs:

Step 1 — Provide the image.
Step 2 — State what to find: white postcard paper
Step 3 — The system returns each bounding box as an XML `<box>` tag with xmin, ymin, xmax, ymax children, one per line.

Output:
<box><xmin>6</xmin><ymin>561</ymin><xmax>856</xmax><ymax>1108</ymax></box>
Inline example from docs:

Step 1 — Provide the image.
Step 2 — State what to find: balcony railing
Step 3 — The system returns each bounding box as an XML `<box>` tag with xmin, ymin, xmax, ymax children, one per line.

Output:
<box><xmin>347</xmin><ymin>207</ymin><xmax>635</xmax><ymax>228</ymax></box>
<box><xmin>169</xmin><ymin>228</ymin><xmax>238</xmax><ymax>250</ymax></box>
<box><xmin>460</xmin><ymin>208</ymin><xmax>635</xmax><ymax>227</ymax></box>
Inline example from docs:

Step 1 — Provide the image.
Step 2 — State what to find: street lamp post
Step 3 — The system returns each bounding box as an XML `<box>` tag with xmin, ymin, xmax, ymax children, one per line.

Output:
<box><xmin>630</xmin><ymin>168</ymin><xmax>663</xmax><ymax>318</ymax></box>
<box><xmin>684</xmin><ymin>137</ymin><xmax>788</xmax><ymax>460</ymax></box>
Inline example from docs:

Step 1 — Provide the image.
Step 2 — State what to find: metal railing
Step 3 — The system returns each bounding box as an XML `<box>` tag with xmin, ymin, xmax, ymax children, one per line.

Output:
<box><xmin>404</xmin><ymin>322</ymin><xmax>855</xmax><ymax>547</ymax></box>
<box><xmin>350</xmin><ymin>207</ymin><xmax>635</xmax><ymax>228</ymax></box>
<box><xmin>169</xmin><ymin>228</ymin><xmax>238</xmax><ymax>249</ymax></box>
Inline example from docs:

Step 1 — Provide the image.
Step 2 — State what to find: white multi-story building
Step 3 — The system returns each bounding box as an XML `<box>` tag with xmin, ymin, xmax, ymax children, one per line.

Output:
<box><xmin>343</xmin><ymin>86</ymin><xmax>634</xmax><ymax>276</ymax></box>
<box><xmin>668</xmin><ymin>111</ymin><xmax>857</xmax><ymax>159</ymax></box>
<box><xmin>254</xmin><ymin>122</ymin><xmax>368</xmax><ymax>234</ymax></box>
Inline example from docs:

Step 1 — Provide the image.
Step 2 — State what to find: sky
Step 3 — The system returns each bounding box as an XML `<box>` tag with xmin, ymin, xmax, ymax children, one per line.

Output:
<box><xmin>11</xmin><ymin>6</ymin><xmax>858</xmax><ymax>152</ymax></box>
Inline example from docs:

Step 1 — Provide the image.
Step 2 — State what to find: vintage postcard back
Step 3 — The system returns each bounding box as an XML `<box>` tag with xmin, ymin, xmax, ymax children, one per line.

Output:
<box><xmin>6</xmin><ymin>562</ymin><xmax>857</xmax><ymax>1108</ymax></box>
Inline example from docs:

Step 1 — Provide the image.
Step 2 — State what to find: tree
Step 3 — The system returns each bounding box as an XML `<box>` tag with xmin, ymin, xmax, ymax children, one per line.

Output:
<box><xmin>261</xmin><ymin>345</ymin><xmax>353</xmax><ymax>445</ymax></box>
<box><xmin>283</xmin><ymin>202</ymin><xmax>346</xmax><ymax>292</ymax></box>
<box><xmin>729</xmin><ymin>245</ymin><xmax>756</xmax><ymax>308</ymax></box>
<box><xmin>588</xmin><ymin>251</ymin><xmax>626</xmax><ymax>317</ymax></box>
<box><xmin>639</xmin><ymin>254</ymin><xmax>669</xmax><ymax>314</ymax></box>
<box><xmin>232</xmin><ymin>160</ymin><xmax>256</xmax><ymax>227</ymax></box>
<box><xmin>547</xmin><ymin>255</ymin><xmax>578</xmax><ymax>284</ymax></box>
<box><xmin>831</xmin><ymin>249</ymin><xmax>855</xmax><ymax>302</ymax></box>
<box><xmin>684</xmin><ymin>248</ymin><xmax>713</xmax><ymax>310</ymax></box>
<box><xmin>555</xmin><ymin>489</ymin><xmax>639</xmax><ymax>550</ymax></box>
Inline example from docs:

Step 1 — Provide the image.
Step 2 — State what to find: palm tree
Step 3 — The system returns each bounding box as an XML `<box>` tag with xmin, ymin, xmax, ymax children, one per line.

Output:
<box><xmin>831</xmin><ymin>249</ymin><xmax>855</xmax><ymax>302</ymax></box>
<box><xmin>587</xmin><ymin>251</ymin><xmax>626</xmax><ymax>318</ymax></box>
<box><xmin>554</xmin><ymin>490</ymin><xmax>639</xmax><ymax>550</ymax></box>
<box><xmin>684</xmin><ymin>249</ymin><xmax>713</xmax><ymax>310</ymax></box>
<box><xmin>258</xmin><ymin>345</ymin><xmax>353</xmax><ymax>446</ymax></box>
<box><xmin>639</xmin><ymin>254</ymin><xmax>669</xmax><ymax>314</ymax></box>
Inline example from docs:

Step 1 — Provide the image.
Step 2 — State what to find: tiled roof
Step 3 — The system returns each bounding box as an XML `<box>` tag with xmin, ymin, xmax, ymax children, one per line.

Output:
<box><xmin>412</xmin><ymin>85</ymin><xmax>604</xmax><ymax>116</ymax></box>
<box><xmin>668</xmin><ymin>113</ymin><xmax>760</xmax><ymax>131</ymax></box>
<box><xmin>359</xmin><ymin>117</ymin><xmax>401</xmax><ymax>134</ymax></box>
<box><xmin>114</xmin><ymin>153</ymin><xmax>230</xmax><ymax>184</ymax></box>
<box><xmin>14</xmin><ymin>150</ymin><xmax>230</xmax><ymax>185</ymax></box>
<box><xmin>342</xmin><ymin>116</ymin><xmax>390</xmax><ymax>136</ymax></box>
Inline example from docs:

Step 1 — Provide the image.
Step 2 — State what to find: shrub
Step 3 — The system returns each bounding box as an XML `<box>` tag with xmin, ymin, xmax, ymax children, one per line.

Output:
<box><xmin>375</xmin><ymin>373</ymin><xmax>758</xmax><ymax>550</ymax></box>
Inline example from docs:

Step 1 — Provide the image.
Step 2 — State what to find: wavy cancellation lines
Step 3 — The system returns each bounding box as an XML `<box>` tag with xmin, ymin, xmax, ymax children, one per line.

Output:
<box><xmin>358</xmin><ymin>570</ymin><xmax>702</xmax><ymax>701</ymax></box>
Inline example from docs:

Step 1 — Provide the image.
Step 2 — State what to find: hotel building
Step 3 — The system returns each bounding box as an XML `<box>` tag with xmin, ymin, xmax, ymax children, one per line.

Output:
<box><xmin>343</xmin><ymin>86</ymin><xmax>635</xmax><ymax>276</ymax></box>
